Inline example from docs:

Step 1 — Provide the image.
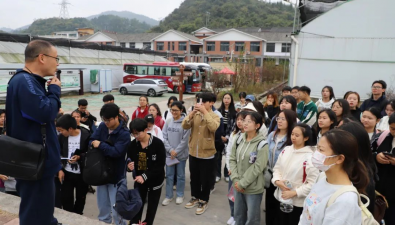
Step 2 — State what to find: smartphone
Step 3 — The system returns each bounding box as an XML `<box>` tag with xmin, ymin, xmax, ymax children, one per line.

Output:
<box><xmin>284</xmin><ymin>180</ymin><xmax>293</xmax><ymax>189</ymax></box>
<box><xmin>383</xmin><ymin>152</ymin><xmax>395</xmax><ymax>158</ymax></box>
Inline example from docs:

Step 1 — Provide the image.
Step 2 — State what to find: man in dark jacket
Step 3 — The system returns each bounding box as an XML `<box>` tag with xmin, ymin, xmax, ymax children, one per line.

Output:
<box><xmin>6</xmin><ymin>40</ymin><xmax>61</xmax><ymax>225</ymax></box>
<box><xmin>128</xmin><ymin>118</ymin><xmax>165</xmax><ymax>225</ymax></box>
<box><xmin>56</xmin><ymin>114</ymin><xmax>90</xmax><ymax>215</ymax></box>
<box><xmin>360</xmin><ymin>80</ymin><xmax>389</xmax><ymax>116</ymax></box>
<box><xmin>90</xmin><ymin>103</ymin><xmax>130</xmax><ymax>225</ymax></box>
<box><xmin>77</xmin><ymin>99</ymin><xmax>97</xmax><ymax>132</ymax></box>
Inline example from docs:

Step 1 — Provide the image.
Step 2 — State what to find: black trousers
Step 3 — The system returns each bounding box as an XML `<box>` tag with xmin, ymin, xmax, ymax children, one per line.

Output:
<box><xmin>275</xmin><ymin>205</ymin><xmax>303</xmax><ymax>225</ymax></box>
<box><xmin>54</xmin><ymin>177</ymin><xmax>62</xmax><ymax>209</ymax></box>
<box><xmin>189</xmin><ymin>155</ymin><xmax>216</xmax><ymax>202</ymax></box>
<box><xmin>5</xmin><ymin>191</ymin><xmax>18</xmax><ymax>197</ymax></box>
<box><xmin>131</xmin><ymin>182</ymin><xmax>162</xmax><ymax>225</ymax></box>
<box><xmin>265</xmin><ymin>182</ymin><xmax>279</xmax><ymax>225</ymax></box>
<box><xmin>61</xmin><ymin>171</ymin><xmax>89</xmax><ymax>215</ymax></box>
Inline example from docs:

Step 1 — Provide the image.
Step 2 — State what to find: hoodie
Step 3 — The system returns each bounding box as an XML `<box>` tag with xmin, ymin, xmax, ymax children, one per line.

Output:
<box><xmin>360</xmin><ymin>94</ymin><xmax>389</xmax><ymax>117</ymax></box>
<box><xmin>272</xmin><ymin>145</ymin><xmax>319</xmax><ymax>207</ymax></box>
<box><xmin>163</xmin><ymin>115</ymin><xmax>191</xmax><ymax>161</ymax></box>
<box><xmin>229</xmin><ymin>132</ymin><xmax>268</xmax><ymax>194</ymax></box>
<box><xmin>132</xmin><ymin>106</ymin><xmax>149</xmax><ymax>120</ymax></box>
<box><xmin>315</xmin><ymin>98</ymin><xmax>335</xmax><ymax>112</ymax></box>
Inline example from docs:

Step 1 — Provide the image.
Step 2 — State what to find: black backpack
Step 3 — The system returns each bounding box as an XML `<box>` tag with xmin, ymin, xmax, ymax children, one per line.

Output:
<box><xmin>83</xmin><ymin>141</ymin><xmax>116</xmax><ymax>186</ymax></box>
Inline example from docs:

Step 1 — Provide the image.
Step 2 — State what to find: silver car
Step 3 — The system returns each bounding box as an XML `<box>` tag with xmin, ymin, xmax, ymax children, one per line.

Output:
<box><xmin>119</xmin><ymin>78</ymin><xmax>168</xmax><ymax>97</ymax></box>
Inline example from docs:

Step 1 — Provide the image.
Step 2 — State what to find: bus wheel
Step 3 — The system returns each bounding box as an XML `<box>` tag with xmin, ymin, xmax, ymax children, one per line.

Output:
<box><xmin>147</xmin><ymin>89</ymin><xmax>157</xmax><ymax>97</ymax></box>
<box><xmin>120</xmin><ymin>87</ymin><xmax>128</xmax><ymax>95</ymax></box>
<box><xmin>173</xmin><ymin>86</ymin><xmax>179</xmax><ymax>93</ymax></box>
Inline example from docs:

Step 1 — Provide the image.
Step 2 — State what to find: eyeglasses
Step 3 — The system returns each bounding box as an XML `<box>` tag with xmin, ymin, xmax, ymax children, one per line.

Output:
<box><xmin>276</xmin><ymin>117</ymin><xmax>286</xmax><ymax>121</ymax></box>
<box><xmin>372</xmin><ymin>86</ymin><xmax>382</xmax><ymax>89</ymax></box>
<box><xmin>36</xmin><ymin>54</ymin><xmax>60</xmax><ymax>63</ymax></box>
<box><xmin>131</xmin><ymin>132</ymin><xmax>142</xmax><ymax>137</ymax></box>
<box><xmin>171</xmin><ymin>109</ymin><xmax>180</xmax><ymax>112</ymax></box>
<box><xmin>101</xmin><ymin>117</ymin><xmax>114</xmax><ymax>123</ymax></box>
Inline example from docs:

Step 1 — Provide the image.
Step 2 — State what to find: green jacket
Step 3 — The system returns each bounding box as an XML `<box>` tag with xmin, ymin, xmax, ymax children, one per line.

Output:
<box><xmin>296</xmin><ymin>100</ymin><xmax>318</xmax><ymax>126</ymax></box>
<box><xmin>229</xmin><ymin>132</ymin><xmax>269</xmax><ymax>194</ymax></box>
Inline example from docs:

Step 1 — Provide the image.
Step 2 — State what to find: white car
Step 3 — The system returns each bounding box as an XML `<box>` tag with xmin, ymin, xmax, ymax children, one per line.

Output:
<box><xmin>119</xmin><ymin>78</ymin><xmax>168</xmax><ymax>97</ymax></box>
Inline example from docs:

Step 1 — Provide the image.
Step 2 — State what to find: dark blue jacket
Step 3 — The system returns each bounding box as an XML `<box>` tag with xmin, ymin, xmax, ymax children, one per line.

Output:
<box><xmin>6</xmin><ymin>71</ymin><xmax>61</xmax><ymax>178</ymax></box>
<box><xmin>360</xmin><ymin>94</ymin><xmax>389</xmax><ymax>117</ymax></box>
<box><xmin>89</xmin><ymin>121</ymin><xmax>130</xmax><ymax>183</ymax></box>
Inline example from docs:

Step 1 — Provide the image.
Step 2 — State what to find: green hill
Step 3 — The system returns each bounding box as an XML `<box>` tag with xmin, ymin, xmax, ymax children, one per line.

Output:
<box><xmin>21</xmin><ymin>15</ymin><xmax>152</xmax><ymax>35</ymax></box>
<box><xmin>151</xmin><ymin>0</ymin><xmax>294</xmax><ymax>33</ymax></box>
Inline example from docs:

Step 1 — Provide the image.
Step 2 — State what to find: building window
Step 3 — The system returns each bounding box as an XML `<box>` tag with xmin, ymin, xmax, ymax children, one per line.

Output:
<box><xmin>266</xmin><ymin>43</ymin><xmax>275</xmax><ymax>52</ymax></box>
<box><xmin>172</xmin><ymin>42</ymin><xmax>175</xmax><ymax>51</ymax></box>
<box><xmin>250</xmin><ymin>42</ymin><xmax>260</xmax><ymax>52</ymax></box>
<box><xmin>143</xmin><ymin>42</ymin><xmax>151</xmax><ymax>50</ymax></box>
<box><xmin>120</xmin><ymin>42</ymin><xmax>126</xmax><ymax>48</ymax></box>
<box><xmin>210</xmin><ymin>58</ymin><xmax>224</xmax><ymax>63</ymax></box>
<box><xmin>106</xmin><ymin>42</ymin><xmax>113</xmax><ymax>45</ymax></box>
<box><xmin>156</xmin><ymin>42</ymin><xmax>164</xmax><ymax>51</ymax></box>
<box><xmin>281</xmin><ymin>43</ymin><xmax>291</xmax><ymax>53</ymax></box>
<box><xmin>130</xmin><ymin>42</ymin><xmax>135</xmax><ymax>48</ymax></box>
<box><xmin>206</xmin><ymin>42</ymin><xmax>215</xmax><ymax>51</ymax></box>
<box><xmin>179</xmin><ymin>42</ymin><xmax>187</xmax><ymax>51</ymax></box>
<box><xmin>235</xmin><ymin>42</ymin><xmax>245</xmax><ymax>52</ymax></box>
<box><xmin>220</xmin><ymin>42</ymin><xmax>229</xmax><ymax>51</ymax></box>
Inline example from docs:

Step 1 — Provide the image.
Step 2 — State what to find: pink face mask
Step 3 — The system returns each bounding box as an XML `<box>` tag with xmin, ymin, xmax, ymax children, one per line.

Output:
<box><xmin>312</xmin><ymin>150</ymin><xmax>338</xmax><ymax>172</ymax></box>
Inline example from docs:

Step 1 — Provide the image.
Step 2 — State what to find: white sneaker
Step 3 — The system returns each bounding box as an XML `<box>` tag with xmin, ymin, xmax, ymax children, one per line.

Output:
<box><xmin>210</xmin><ymin>187</ymin><xmax>215</xmax><ymax>194</ymax></box>
<box><xmin>227</xmin><ymin>217</ymin><xmax>235</xmax><ymax>225</ymax></box>
<box><xmin>225</xmin><ymin>177</ymin><xmax>230</xmax><ymax>182</ymax></box>
<box><xmin>215</xmin><ymin>176</ymin><xmax>220</xmax><ymax>183</ymax></box>
<box><xmin>176</xmin><ymin>196</ymin><xmax>184</xmax><ymax>204</ymax></box>
<box><xmin>162</xmin><ymin>198</ymin><xmax>173</xmax><ymax>206</ymax></box>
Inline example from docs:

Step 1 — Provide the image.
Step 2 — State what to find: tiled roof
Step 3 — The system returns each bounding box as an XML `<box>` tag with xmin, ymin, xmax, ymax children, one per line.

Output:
<box><xmin>249</xmin><ymin>32</ymin><xmax>292</xmax><ymax>42</ymax></box>
<box><xmin>78</xmin><ymin>31</ymin><xmax>162</xmax><ymax>42</ymax></box>
<box><xmin>172</xmin><ymin>30</ymin><xmax>202</xmax><ymax>43</ymax></box>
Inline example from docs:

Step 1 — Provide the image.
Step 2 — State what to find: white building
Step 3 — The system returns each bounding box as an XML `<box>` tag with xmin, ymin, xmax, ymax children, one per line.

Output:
<box><xmin>289</xmin><ymin>0</ymin><xmax>395</xmax><ymax>99</ymax></box>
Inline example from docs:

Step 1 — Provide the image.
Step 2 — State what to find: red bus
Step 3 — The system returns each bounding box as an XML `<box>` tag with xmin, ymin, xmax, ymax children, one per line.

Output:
<box><xmin>123</xmin><ymin>62</ymin><xmax>201</xmax><ymax>93</ymax></box>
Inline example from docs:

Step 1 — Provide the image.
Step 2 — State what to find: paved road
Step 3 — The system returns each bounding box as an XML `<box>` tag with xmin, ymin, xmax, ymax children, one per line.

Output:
<box><xmin>59</xmin><ymin>92</ymin><xmax>268</xmax><ymax>225</ymax></box>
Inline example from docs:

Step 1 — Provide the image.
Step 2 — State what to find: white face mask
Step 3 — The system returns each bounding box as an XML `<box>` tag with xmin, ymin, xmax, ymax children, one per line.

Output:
<box><xmin>312</xmin><ymin>150</ymin><xmax>338</xmax><ymax>172</ymax></box>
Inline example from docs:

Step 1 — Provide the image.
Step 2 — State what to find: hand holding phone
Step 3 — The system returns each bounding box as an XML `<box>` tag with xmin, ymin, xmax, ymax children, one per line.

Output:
<box><xmin>383</xmin><ymin>152</ymin><xmax>394</xmax><ymax>158</ymax></box>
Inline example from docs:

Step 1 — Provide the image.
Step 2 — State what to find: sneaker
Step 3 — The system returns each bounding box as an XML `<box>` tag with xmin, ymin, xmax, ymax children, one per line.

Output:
<box><xmin>185</xmin><ymin>197</ymin><xmax>199</xmax><ymax>209</ymax></box>
<box><xmin>225</xmin><ymin>177</ymin><xmax>230</xmax><ymax>182</ymax></box>
<box><xmin>215</xmin><ymin>176</ymin><xmax>221</xmax><ymax>183</ymax></box>
<box><xmin>210</xmin><ymin>187</ymin><xmax>215</xmax><ymax>194</ymax></box>
<box><xmin>196</xmin><ymin>200</ymin><xmax>208</xmax><ymax>215</ymax></box>
<box><xmin>227</xmin><ymin>217</ymin><xmax>235</xmax><ymax>225</ymax></box>
<box><xmin>162</xmin><ymin>198</ymin><xmax>173</xmax><ymax>206</ymax></box>
<box><xmin>173</xmin><ymin>185</ymin><xmax>176</xmax><ymax>190</ymax></box>
<box><xmin>176</xmin><ymin>196</ymin><xmax>184</xmax><ymax>204</ymax></box>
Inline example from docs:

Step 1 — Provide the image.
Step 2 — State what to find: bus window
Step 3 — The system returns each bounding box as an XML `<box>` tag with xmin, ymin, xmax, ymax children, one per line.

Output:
<box><xmin>163</xmin><ymin>67</ymin><xmax>172</xmax><ymax>76</ymax></box>
<box><xmin>154</xmin><ymin>67</ymin><xmax>161</xmax><ymax>75</ymax></box>
<box><xmin>148</xmin><ymin>66</ymin><xmax>154</xmax><ymax>75</ymax></box>
<box><xmin>137</xmin><ymin>66</ymin><xmax>147</xmax><ymax>75</ymax></box>
<box><xmin>171</xmin><ymin>66</ymin><xmax>179</xmax><ymax>76</ymax></box>
<box><xmin>125</xmin><ymin>65</ymin><xmax>137</xmax><ymax>74</ymax></box>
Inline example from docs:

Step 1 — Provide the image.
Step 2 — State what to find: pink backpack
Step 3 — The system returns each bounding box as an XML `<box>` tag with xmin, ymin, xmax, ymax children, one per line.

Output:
<box><xmin>377</xmin><ymin>130</ymin><xmax>390</xmax><ymax>147</ymax></box>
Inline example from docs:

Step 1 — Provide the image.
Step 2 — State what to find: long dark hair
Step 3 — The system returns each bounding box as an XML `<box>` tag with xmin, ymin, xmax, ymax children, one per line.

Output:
<box><xmin>332</xmin><ymin>99</ymin><xmax>351</xmax><ymax>125</ymax></box>
<box><xmin>323</xmin><ymin>129</ymin><xmax>369</xmax><ymax>193</ymax></box>
<box><xmin>322</xmin><ymin>86</ymin><xmax>335</xmax><ymax>100</ymax></box>
<box><xmin>294</xmin><ymin>123</ymin><xmax>315</xmax><ymax>146</ymax></box>
<box><xmin>167</xmin><ymin>96</ymin><xmax>178</xmax><ymax>108</ymax></box>
<box><xmin>274</xmin><ymin>109</ymin><xmax>297</xmax><ymax>148</ymax></box>
<box><xmin>339</xmin><ymin>121</ymin><xmax>377</xmax><ymax>180</ymax></box>
<box><xmin>149</xmin><ymin>103</ymin><xmax>162</xmax><ymax>117</ymax></box>
<box><xmin>246</xmin><ymin>111</ymin><xmax>263</xmax><ymax>133</ymax></box>
<box><xmin>264</xmin><ymin>91</ymin><xmax>279</xmax><ymax>108</ymax></box>
<box><xmin>316</xmin><ymin>109</ymin><xmax>337</xmax><ymax>134</ymax></box>
<box><xmin>252</xmin><ymin>101</ymin><xmax>266</xmax><ymax>124</ymax></box>
<box><xmin>233</xmin><ymin>111</ymin><xmax>248</xmax><ymax>135</ymax></box>
<box><xmin>269</xmin><ymin>95</ymin><xmax>297</xmax><ymax>133</ymax></box>
<box><xmin>219</xmin><ymin>93</ymin><xmax>237</xmax><ymax>120</ymax></box>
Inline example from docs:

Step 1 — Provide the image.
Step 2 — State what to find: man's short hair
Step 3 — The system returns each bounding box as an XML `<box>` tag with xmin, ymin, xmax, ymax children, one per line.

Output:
<box><xmin>299</xmin><ymin>86</ymin><xmax>311</xmax><ymax>95</ymax></box>
<box><xmin>56</xmin><ymin>114</ymin><xmax>77</xmax><ymax>130</ymax></box>
<box><xmin>200</xmin><ymin>92</ymin><xmax>214</xmax><ymax>103</ymax></box>
<box><xmin>372</xmin><ymin>80</ymin><xmax>387</xmax><ymax>89</ymax></box>
<box><xmin>25</xmin><ymin>40</ymin><xmax>54</xmax><ymax>63</ymax></box>
<box><xmin>100</xmin><ymin>103</ymin><xmax>120</xmax><ymax>119</ymax></box>
<box><xmin>282</xmin><ymin>86</ymin><xmax>292</xmax><ymax>93</ymax></box>
<box><xmin>292</xmin><ymin>86</ymin><xmax>300</xmax><ymax>91</ymax></box>
<box><xmin>144</xmin><ymin>114</ymin><xmax>155</xmax><ymax>124</ymax></box>
<box><xmin>103</xmin><ymin>94</ymin><xmax>115</xmax><ymax>102</ymax></box>
<box><xmin>0</xmin><ymin>109</ymin><xmax>5</xmax><ymax>116</ymax></box>
<box><xmin>129</xmin><ymin>118</ymin><xmax>148</xmax><ymax>133</ymax></box>
<box><xmin>78</xmin><ymin>99</ymin><xmax>88</xmax><ymax>106</ymax></box>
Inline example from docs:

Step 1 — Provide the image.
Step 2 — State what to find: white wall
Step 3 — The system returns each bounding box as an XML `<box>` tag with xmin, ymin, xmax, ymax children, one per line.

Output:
<box><xmin>87</xmin><ymin>33</ymin><xmax>115</xmax><ymax>42</ymax></box>
<box><xmin>204</xmin><ymin>30</ymin><xmax>262</xmax><ymax>41</ymax></box>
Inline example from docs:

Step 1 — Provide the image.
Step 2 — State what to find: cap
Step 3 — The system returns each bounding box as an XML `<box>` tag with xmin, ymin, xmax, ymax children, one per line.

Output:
<box><xmin>246</xmin><ymin>95</ymin><xmax>255</xmax><ymax>101</ymax></box>
<box><xmin>242</xmin><ymin>103</ymin><xmax>257</xmax><ymax>112</ymax></box>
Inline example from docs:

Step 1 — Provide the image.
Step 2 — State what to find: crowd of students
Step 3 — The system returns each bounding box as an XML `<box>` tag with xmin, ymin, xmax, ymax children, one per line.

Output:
<box><xmin>1</xmin><ymin>78</ymin><xmax>394</xmax><ymax>225</ymax></box>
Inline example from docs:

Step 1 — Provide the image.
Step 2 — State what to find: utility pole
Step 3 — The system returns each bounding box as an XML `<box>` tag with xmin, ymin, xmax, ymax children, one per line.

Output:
<box><xmin>179</xmin><ymin>65</ymin><xmax>185</xmax><ymax>101</ymax></box>
<box><xmin>206</xmin><ymin>12</ymin><xmax>210</xmax><ymax>27</ymax></box>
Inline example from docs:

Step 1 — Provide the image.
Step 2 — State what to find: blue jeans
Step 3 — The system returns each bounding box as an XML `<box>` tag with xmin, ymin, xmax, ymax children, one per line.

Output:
<box><xmin>166</xmin><ymin>160</ymin><xmax>186</xmax><ymax>198</ymax></box>
<box><xmin>228</xmin><ymin>178</ymin><xmax>234</xmax><ymax>217</ymax></box>
<box><xmin>234</xmin><ymin>190</ymin><xmax>263</xmax><ymax>225</ymax></box>
<box><xmin>97</xmin><ymin>184</ymin><xmax>126</xmax><ymax>225</ymax></box>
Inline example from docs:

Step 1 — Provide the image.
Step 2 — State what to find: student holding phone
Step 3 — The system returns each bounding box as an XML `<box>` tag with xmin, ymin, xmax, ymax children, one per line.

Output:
<box><xmin>372</xmin><ymin>113</ymin><xmax>395</xmax><ymax>224</ymax></box>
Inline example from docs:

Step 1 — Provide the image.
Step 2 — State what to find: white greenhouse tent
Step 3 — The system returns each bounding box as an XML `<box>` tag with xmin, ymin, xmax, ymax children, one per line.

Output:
<box><xmin>289</xmin><ymin>0</ymin><xmax>395</xmax><ymax>99</ymax></box>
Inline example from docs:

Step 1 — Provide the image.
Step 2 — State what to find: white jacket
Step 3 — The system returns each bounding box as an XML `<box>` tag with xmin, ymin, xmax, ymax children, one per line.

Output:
<box><xmin>272</xmin><ymin>145</ymin><xmax>320</xmax><ymax>207</ymax></box>
<box><xmin>315</xmin><ymin>98</ymin><xmax>335</xmax><ymax>112</ymax></box>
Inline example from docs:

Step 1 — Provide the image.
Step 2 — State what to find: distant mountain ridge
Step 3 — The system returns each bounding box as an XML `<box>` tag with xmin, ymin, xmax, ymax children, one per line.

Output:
<box><xmin>87</xmin><ymin>11</ymin><xmax>159</xmax><ymax>26</ymax></box>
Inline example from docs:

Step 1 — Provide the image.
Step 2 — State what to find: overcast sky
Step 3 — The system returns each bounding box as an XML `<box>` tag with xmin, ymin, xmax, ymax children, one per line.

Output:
<box><xmin>0</xmin><ymin>0</ymin><xmax>185</xmax><ymax>29</ymax></box>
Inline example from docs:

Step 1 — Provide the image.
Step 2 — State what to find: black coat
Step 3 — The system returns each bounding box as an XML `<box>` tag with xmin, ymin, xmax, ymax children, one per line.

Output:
<box><xmin>59</xmin><ymin>128</ymin><xmax>91</xmax><ymax>172</ymax></box>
